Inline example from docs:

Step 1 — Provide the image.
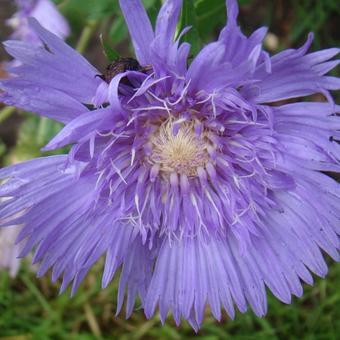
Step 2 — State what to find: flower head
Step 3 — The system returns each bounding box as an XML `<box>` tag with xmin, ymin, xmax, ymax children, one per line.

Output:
<box><xmin>0</xmin><ymin>0</ymin><xmax>340</xmax><ymax>330</ymax></box>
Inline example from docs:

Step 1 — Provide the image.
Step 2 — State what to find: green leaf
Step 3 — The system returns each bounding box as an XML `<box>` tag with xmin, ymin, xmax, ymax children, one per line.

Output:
<box><xmin>99</xmin><ymin>34</ymin><xmax>120</xmax><ymax>61</ymax></box>
<box><xmin>109</xmin><ymin>17</ymin><xmax>128</xmax><ymax>45</ymax></box>
<box><xmin>179</xmin><ymin>0</ymin><xmax>202</xmax><ymax>56</ymax></box>
<box><xmin>195</xmin><ymin>0</ymin><xmax>226</xmax><ymax>42</ymax></box>
<box><xmin>146</xmin><ymin>0</ymin><xmax>163</xmax><ymax>26</ymax></box>
<box><xmin>194</xmin><ymin>0</ymin><xmax>251</xmax><ymax>42</ymax></box>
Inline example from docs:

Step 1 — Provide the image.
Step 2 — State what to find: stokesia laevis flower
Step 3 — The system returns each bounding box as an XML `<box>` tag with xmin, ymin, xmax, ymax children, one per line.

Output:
<box><xmin>0</xmin><ymin>0</ymin><xmax>340</xmax><ymax>330</ymax></box>
<box><xmin>6</xmin><ymin>0</ymin><xmax>70</xmax><ymax>43</ymax></box>
<box><xmin>0</xmin><ymin>0</ymin><xmax>69</xmax><ymax>276</ymax></box>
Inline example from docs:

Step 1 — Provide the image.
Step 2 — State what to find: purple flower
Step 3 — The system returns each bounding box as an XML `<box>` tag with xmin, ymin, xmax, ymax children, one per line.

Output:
<box><xmin>1</xmin><ymin>0</ymin><xmax>340</xmax><ymax>330</ymax></box>
<box><xmin>7</xmin><ymin>0</ymin><xmax>70</xmax><ymax>43</ymax></box>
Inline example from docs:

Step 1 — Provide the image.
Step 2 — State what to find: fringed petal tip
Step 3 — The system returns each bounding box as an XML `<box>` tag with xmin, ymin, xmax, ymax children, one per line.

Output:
<box><xmin>28</xmin><ymin>17</ymin><xmax>44</xmax><ymax>35</ymax></box>
<box><xmin>118</xmin><ymin>0</ymin><xmax>154</xmax><ymax>65</ymax></box>
<box><xmin>226</xmin><ymin>0</ymin><xmax>240</xmax><ymax>26</ymax></box>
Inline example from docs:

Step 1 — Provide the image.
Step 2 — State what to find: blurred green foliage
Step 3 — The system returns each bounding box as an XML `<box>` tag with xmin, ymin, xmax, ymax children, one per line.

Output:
<box><xmin>290</xmin><ymin>0</ymin><xmax>340</xmax><ymax>48</ymax></box>
<box><xmin>5</xmin><ymin>116</ymin><xmax>64</xmax><ymax>162</ymax></box>
<box><xmin>0</xmin><ymin>0</ymin><xmax>339</xmax><ymax>338</ymax></box>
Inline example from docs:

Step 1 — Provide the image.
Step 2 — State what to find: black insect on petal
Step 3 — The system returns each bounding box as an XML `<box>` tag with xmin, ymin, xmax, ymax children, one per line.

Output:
<box><xmin>97</xmin><ymin>57</ymin><xmax>152</xmax><ymax>84</ymax></box>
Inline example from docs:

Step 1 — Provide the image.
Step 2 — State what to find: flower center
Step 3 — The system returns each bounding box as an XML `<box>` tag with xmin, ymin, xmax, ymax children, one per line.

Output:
<box><xmin>148</xmin><ymin>118</ymin><xmax>211</xmax><ymax>177</ymax></box>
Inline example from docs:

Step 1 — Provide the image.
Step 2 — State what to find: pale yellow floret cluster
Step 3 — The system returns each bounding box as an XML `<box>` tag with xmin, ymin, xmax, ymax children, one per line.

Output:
<box><xmin>149</xmin><ymin>118</ymin><xmax>210</xmax><ymax>177</ymax></box>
